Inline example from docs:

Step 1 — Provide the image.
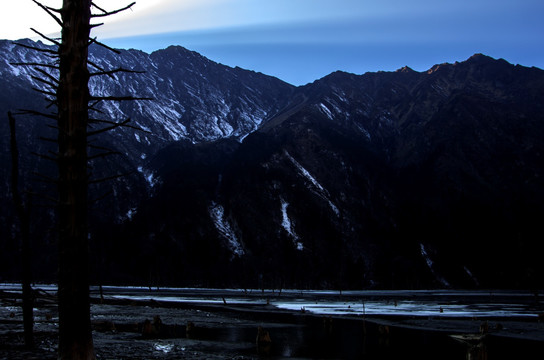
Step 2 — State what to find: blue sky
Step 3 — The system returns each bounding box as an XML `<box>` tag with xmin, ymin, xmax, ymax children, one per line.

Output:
<box><xmin>2</xmin><ymin>0</ymin><xmax>543</xmax><ymax>85</ymax></box>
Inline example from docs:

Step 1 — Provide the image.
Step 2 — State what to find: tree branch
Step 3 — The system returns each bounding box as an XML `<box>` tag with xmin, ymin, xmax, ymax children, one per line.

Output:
<box><xmin>45</xmin><ymin>99</ymin><xmax>59</xmax><ymax>109</ymax></box>
<box><xmin>31</xmin><ymin>87</ymin><xmax>56</xmax><ymax>98</ymax></box>
<box><xmin>14</xmin><ymin>109</ymin><xmax>57</xmax><ymax>120</ymax></box>
<box><xmin>87</xmin><ymin>117</ymin><xmax>132</xmax><ymax>136</ymax></box>
<box><xmin>31</xmin><ymin>151</ymin><xmax>57</xmax><ymax>163</ymax></box>
<box><xmin>88</xmin><ymin>143</ymin><xmax>117</xmax><ymax>152</ymax></box>
<box><xmin>24</xmin><ymin>184</ymin><xmax>58</xmax><ymax>203</ymax></box>
<box><xmin>88</xmin><ymin>37</ymin><xmax>120</xmax><ymax>54</ymax></box>
<box><xmin>88</xmin><ymin>118</ymin><xmax>120</xmax><ymax>125</ymax></box>
<box><xmin>89</xmin><ymin>100</ymin><xmax>102</xmax><ymax>108</ymax></box>
<box><xmin>89</xmin><ymin>67</ymin><xmax>145</xmax><ymax>77</ymax></box>
<box><xmin>89</xmin><ymin>95</ymin><xmax>154</xmax><ymax>101</ymax></box>
<box><xmin>30</xmin><ymin>28</ymin><xmax>61</xmax><ymax>47</ymax></box>
<box><xmin>46</xmin><ymin>123</ymin><xmax>59</xmax><ymax>131</ymax></box>
<box><xmin>88</xmin><ymin>59</ymin><xmax>107</xmax><ymax>72</ymax></box>
<box><xmin>88</xmin><ymin>107</ymin><xmax>105</xmax><ymax>115</ymax></box>
<box><xmin>91</xmin><ymin>2</ymin><xmax>136</xmax><ymax>17</ymax></box>
<box><xmin>32</xmin><ymin>171</ymin><xmax>58</xmax><ymax>184</ymax></box>
<box><xmin>90</xmin><ymin>190</ymin><xmax>113</xmax><ymax>204</ymax></box>
<box><xmin>31</xmin><ymin>75</ymin><xmax>57</xmax><ymax>90</ymax></box>
<box><xmin>88</xmin><ymin>172</ymin><xmax>133</xmax><ymax>185</ymax></box>
<box><xmin>10</xmin><ymin>62</ymin><xmax>58</xmax><ymax>70</ymax></box>
<box><xmin>88</xmin><ymin>117</ymin><xmax>152</xmax><ymax>134</ymax></box>
<box><xmin>13</xmin><ymin>41</ymin><xmax>58</xmax><ymax>56</ymax></box>
<box><xmin>31</xmin><ymin>0</ymin><xmax>63</xmax><ymax>27</ymax></box>
<box><xmin>90</xmin><ymin>2</ymin><xmax>108</xmax><ymax>14</ymax></box>
<box><xmin>35</xmin><ymin>68</ymin><xmax>59</xmax><ymax>85</ymax></box>
<box><xmin>87</xmin><ymin>60</ymin><xmax>116</xmax><ymax>79</ymax></box>
<box><xmin>38</xmin><ymin>136</ymin><xmax>58</xmax><ymax>143</ymax></box>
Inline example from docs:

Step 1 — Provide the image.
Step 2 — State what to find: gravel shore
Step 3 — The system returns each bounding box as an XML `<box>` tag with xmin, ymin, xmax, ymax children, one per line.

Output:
<box><xmin>2</xmin><ymin>289</ymin><xmax>544</xmax><ymax>359</ymax></box>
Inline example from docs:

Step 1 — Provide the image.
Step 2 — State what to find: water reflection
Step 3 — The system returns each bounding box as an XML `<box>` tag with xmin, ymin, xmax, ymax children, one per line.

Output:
<box><xmin>450</xmin><ymin>334</ymin><xmax>488</xmax><ymax>360</ymax></box>
<box><xmin>259</xmin><ymin>318</ymin><xmax>461</xmax><ymax>359</ymax></box>
<box><xmin>183</xmin><ymin>318</ymin><xmax>464</xmax><ymax>359</ymax></box>
<box><xmin>188</xmin><ymin>317</ymin><xmax>542</xmax><ymax>359</ymax></box>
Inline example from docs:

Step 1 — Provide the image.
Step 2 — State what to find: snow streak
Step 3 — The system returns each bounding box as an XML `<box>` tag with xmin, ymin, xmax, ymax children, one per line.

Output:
<box><xmin>420</xmin><ymin>243</ymin><xmax>450</xmax><ymax>287</ymax></box>
<box><xmin>209</xmin><ymin>202</ymin><xmax>244</xmax><ymax>257</ymax></box>
<box><xmin>137</xmin><ymin>166</ymin><xmax>158</xmax><ymax>188</ymax></box>
<box><xmin>464</xmin><ymin>266</ymin><xmax>480</xmax><ymax>287</ymax></box>
<box><xmin>284</xmin><ymin>151</ymin><xmax>340</xmax><ymax>217</ymax></box>
<box><xmin>319</xmin><ymin>103</ymin><xmax>334</xmax><ymax>119</ymax></box>
<box><xmin>280</xmin><ymin>198</ymin><xmax>303</xmax><ymax>251</ymax></box>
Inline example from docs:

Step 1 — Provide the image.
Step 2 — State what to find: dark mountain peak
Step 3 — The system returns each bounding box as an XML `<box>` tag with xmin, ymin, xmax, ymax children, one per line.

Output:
<box><xmin>396</xmin><ymin>65</ymin><xmax>417</xmax><ymax>73</ymax></box>
<box><xmin>313</xmin><ymin>54</ymin><xmax>512</xmax><ymax>89</ymax></box>
<box><xmin>151</xmin><ymin>44</ymin><xmax>215</xmax><ymax>65</ymax></box>
<box><xmin>466</xmin><ymin>53</ymin><xmax>495</xmax><ymax>63</ymax></box>
<box><xmin>156</xmin><ymin>44</ymin><xmax>197</xmax><ymax>56</ymax></box>
<box><xmin>8</xmin><ymin>38</ymin><xmax>46</xmax><ymax>47</ymax></box>
<box><xmin>463</xmin><ymin>53</ymin><xmax>517</xmax><ymax>72</ymax></box>
<box><xmin>421</xmin><ymin>54</ymin><xmax>521</xmax><ymax>85</ymax></box>
<box><xmin>314</xmin><ymin>70</ymin><xmax>357</xmax><ymax>84</ymax></box>
<box><xmin>426</xmin><ymin>62</ymin><xmax>453</xmax><ymax>74</ymax></box>
<box><xmin>1</xmin><ymin>38</ymin><xmax>52</xmax><ymax>53</ymax></box>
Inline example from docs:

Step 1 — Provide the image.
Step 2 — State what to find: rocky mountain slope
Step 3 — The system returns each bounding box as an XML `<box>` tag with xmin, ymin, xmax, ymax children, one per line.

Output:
<box><xmin>1</xmin><ymin>39</ymin><xmax>543</xmax><ymax>289</ymax></box>
<box><xmin>0</xmin><ymin>38</ymin><xmax>293</xmax><ymax>255</ymax></box>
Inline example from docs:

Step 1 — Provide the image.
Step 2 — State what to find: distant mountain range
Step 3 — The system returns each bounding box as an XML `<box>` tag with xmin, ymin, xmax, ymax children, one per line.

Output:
<box><xmin>1</xmin><ymin>39</ymin><xmax>543</xmax><ymax>289</ymax></box>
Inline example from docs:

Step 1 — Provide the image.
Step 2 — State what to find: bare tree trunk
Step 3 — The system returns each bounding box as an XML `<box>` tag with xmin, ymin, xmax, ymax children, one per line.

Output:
<box><xmin>56</xmin><ymin>1</ymin><xmax>95</xmax><ymax>359</ymax></box>
<box><xmin>13</xmin><ymin>0</ymin><xmax>140</xmax><ymax>358</ymax></box>
<box><xmin>8</xmin><ymin>111</ymin><xmax>34</xmax><ymax>348</ymax></box>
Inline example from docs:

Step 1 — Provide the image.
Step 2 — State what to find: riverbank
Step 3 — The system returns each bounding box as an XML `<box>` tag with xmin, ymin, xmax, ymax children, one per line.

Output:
<box><xmin>2</xmin><ymin>287</ymin><xmax>544</xmax><ymax>359</ymax></box>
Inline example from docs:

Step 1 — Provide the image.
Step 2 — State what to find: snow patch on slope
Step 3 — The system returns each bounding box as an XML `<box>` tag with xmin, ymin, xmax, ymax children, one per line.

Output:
<box><xmin>355</xmin><ymin>122</ymin><xmax>372</xmax><ymax>141</ymax></box>
<box><xmin>209</xmin><ymin>202</ymin><xmax>244</xmax><ymax>257</ymax></box>
<box><xmin>137</xmin><ymin>166</ymin><xmax>158</xmax><ymax>188</ymax></box>
<box><xmin>420</xmin><ymin>243</ymin><xmax>450</xmax><ymax>287</ymax></box>
<box><xmin>319</xmin><ymin>103</ymin><xmax>333</xmax><ymax>119</ymax></box>
<box><xmin>280</xmin><ymin>198</ymin><xmax>303</xmax><ymax>251</ymax></box>
<box><xmin>284</xmin><ymin>151</ymin><xmax>340</xmax><ymax>217</ymax></box>
<box><xmin>464</xmin><ymin>266</ymin><xmax>480</xmax><ymax>287</ymax></box>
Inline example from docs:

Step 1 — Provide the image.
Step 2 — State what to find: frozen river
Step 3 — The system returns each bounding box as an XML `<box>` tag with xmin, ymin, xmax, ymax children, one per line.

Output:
<box><xmin>102</xmin><ymin>286</ymin><xmax>542</xmax><ymax>318</ymax></box>
<box><xmin>2</xmin><ymin>283</ymin><xmax>540</xmax><ymax>319</ymax></box>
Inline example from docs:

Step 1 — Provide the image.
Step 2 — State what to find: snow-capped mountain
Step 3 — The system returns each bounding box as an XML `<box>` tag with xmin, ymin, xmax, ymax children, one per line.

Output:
<box><xmin>0</xmin><ymin>39</ymin><xmax>293</xmax><ymax>184</ymax></box>
<box><xmin>1</xmin><ymin>39</ymin><xmax>543</xmax><ymax>289</ymax></box>
<box><xmin>0</xmin><ymin>39</ymin><xmax>294</xmax><ymax>143</ymax></box>
<box><xmin>0</xmin><ymin>38</ymin><xmax>293</xmax><ymax>234</ymax></box>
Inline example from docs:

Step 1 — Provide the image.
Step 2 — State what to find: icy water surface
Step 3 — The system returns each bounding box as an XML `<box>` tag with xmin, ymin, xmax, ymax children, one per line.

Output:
<box><xmin>3</xmin><ymin>284</ymin><xmax>538</xmax><ymax>318</ymax></box>
<box><xmin>89</xmin><ymin>286</ymin><xmax>541</xmax><ymax>318</ymax></box>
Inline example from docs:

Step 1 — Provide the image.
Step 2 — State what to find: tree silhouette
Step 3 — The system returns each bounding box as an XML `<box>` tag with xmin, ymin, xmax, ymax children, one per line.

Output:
<box><xmin>12</xmin><ymin>1</ymin><xmax>147</xmax><ymax>358</ymax></box>
<box><xmin>8</xmin><ymin>111</ymin><xmax>34</xmax><ymax>347</ymax></box>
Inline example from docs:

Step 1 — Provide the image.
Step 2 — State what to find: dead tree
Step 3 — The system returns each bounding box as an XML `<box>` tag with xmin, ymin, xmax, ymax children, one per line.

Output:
<box><xmin>8</xmin><ymin>111</ymin><xmax>34</xmax><ymax>348</ymax></box>
<box><xmin>55</xmin><ymin>2</ymin><xmax>96</xmax><ymax>358</ymax></box>
<box><xmin>12</xmin><ymin>1</ymin><xmax>146</xmax><ymax>359</ymax></box>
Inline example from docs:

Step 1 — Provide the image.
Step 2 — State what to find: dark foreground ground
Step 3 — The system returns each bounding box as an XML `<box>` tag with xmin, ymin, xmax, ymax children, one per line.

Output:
<box><xmin>2</xmin><ymin>287</ymin><xmax>544</xmax><ymax>359</ymax></box>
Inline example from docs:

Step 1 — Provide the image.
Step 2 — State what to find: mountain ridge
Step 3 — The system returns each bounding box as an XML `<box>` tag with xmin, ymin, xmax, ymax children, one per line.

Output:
<box><xmin>1</xmin><ymin>39</ymin><xmax>543</xmax><ymax>289</ymax></box>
